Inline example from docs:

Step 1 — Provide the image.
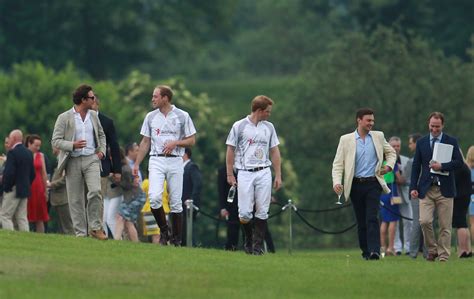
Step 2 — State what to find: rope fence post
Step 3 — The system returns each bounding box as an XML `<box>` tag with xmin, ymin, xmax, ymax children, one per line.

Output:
<box><xmin>185</xmin><ymin>199</ymin><xmax>194</xmax><ymax>247</ymax></box>
<box><xmin>282</xmin><ymin>199</ymin><xmax>297</xmax><ymax>255</ymax></box>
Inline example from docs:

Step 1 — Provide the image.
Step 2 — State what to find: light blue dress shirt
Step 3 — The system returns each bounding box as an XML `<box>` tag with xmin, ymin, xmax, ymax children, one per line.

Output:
<box><xmin>354</xmin><ymin>130</ymin><xmax>378</xmax><ymax>178</ymax></box>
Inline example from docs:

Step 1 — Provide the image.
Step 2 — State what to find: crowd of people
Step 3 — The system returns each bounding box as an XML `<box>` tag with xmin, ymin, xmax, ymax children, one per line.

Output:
<box><xmin>332</xmin><ymin>109</ymin><xmax>474</xmax><ymax>262</ymax></box>
<box><xmin>1</xmin><ymin>84</ymin><xmax>473</xmax><ymax>260</ymax></box>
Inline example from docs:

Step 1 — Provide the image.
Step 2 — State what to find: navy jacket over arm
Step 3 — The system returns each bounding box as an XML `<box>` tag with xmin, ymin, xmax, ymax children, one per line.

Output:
<box><xmin>410</xmin><ymin>133</ymin><xmax>463</xmax><ymax>199</ymax></box>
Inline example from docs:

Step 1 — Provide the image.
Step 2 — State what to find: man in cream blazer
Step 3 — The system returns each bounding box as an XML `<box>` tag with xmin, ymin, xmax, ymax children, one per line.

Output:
<box><xmin>332</xmin><ymin>108</ymin><xmax>396</xmax><ymax>260</ymax></box>
<box><xmin>52</xmin><ymin>84</ymin><xmax>106</xmax><ymax>240</ymax></box>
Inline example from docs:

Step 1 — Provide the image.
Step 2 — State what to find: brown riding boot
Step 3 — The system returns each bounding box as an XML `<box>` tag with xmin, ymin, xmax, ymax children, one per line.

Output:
<box><xmin>151</xmin><ymin>207</ymin><xmax>169</xmax><ymax>246</ymax></box>
<box><xmin>241</xmin><ymin>221</ymin><xmax>253</xmax><ymax>254</ymax></box>
<box><xmin>170</xmin><ymin>212</ymin><xmax>183</xmax><ymax>247</ymax></box>
<box><xmin>252</xmin><ymin>218</ymin><xmax>266</xmax><ymax>255</ymax></box>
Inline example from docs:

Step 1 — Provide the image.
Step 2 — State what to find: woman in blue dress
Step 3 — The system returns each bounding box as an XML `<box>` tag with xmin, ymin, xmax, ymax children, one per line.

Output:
<box><xmin>380</xmin><ymin>162</ymin><xmax>400</xmax><ymax>256</ymax></box>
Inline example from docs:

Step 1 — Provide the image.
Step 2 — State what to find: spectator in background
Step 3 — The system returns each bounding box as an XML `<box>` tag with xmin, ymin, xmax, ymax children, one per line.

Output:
<box><xmin>0</xmin><ymin>129</ymin><xmax>35</xmax><ymax>231</ymax></box>
<box><xmin>218</xmin><ymin>165</ymin><xmax>241</xmax><ymax>251</ymax></box>
<box><xmin>48</xmin><ymin>147</ymin><xmax>74</xmax><ymax>235</ymax></box>
<box><xmin>379</xmin><ymin>162</ymin><xmax>400</xmax><ymax>256</ymax></box>
<box><xmin>26</xmin><ymin>134</ymin><xmax>49</xmax><ymax>233</ymax></box>
<box><xmin>466</xmin><ymin>146</ymin><xmax>474</xmax><ymax>247</ymax></box>
<box><xmin>141</xmin><ymin>178</ymin><xmax>171</xmax><ymax>244</ymax></box>
<box><xmin>181</xmin><ymin>147</ymin><xmax>202</xmax><ymax>246</ymax></box>
<box><xmin>389</xmin><ymin>136</ymin><xmax>413</xmax><ymax>255</ymax></box>
<box><xmin>407</xmin><ymin>133</ymin><xmax>427</xmax><ymax>259</ymax></box>
<box><xmin>91</xmin><ymin>95</ymin><xmax>122</xmax><ymax>238</ymax></box>
<box><xmin>0</xmin><ymin>136</ymin><xmax>10</xmax><ymax>210</ymax></box>
<box><xmin>452</xmin><ymin>149</ymin><xmax>472</xmax><ymax>258</ymax></box>
<box><xmin>114</xmin><ymin>149</ymin><xmax>146</xmax><ymax>242</ymax></box>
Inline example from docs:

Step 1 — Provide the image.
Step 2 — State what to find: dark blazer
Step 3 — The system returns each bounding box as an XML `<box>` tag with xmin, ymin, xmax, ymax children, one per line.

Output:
<box><xmin>98</xmin><ymin>112</ymin><xmax>121</xmax><ymax>177</ymax></box>
<box><xmin>2</xmin><ymin>144</ymin><xmax>35</xmax><ymax>198</ymax></box>
<box><xmin>410</xmin><ymin>133</ymin><xmax>463</xmax><ymax>199</ymax></box>
<box><xmin>182</xmin><ymin>160</ymin><xmax>202</xmax><ymax>208</ymax></box>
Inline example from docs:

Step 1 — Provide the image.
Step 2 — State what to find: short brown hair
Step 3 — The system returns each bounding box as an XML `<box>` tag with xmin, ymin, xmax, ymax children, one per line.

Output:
<box><xmin>355</xmin><ymin>107</ymin><xmax>374</xmax><ymax>121</ymax></box>
<box><xmin>73</xmin><ymin>84</ymin><xmax>93</xmax><ymax>105</ymax></box>
<box><xmin>156</xmin><ymin>85</ymin><xmax>173</xmax><ymax>101</ymax></box>
<box><xmin>25</xmin><ymin>134</ymin><xmax>41</xmax><ymax>146</ymax></box>
<box><xmin>251</xmin><ymin>95</ymin><xmax>274</xmax><ymax>112</ymax></box>
<box><xmin>428</xmin><ymin>111</ymin><xmax>444</xmax><ymax>124</ymax></box>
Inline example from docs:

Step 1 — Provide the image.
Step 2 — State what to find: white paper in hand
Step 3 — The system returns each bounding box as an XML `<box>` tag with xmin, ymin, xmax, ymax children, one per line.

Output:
<box><xmin>430</xmin><ymin>142</ymin><xmax>453</xmax><ymax>176</ymax></box>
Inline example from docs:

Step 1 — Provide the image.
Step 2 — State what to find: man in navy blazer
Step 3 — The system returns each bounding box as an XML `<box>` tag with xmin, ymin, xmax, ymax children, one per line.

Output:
<box><xmin>410</xmin><ymin>112</ymin><xmax>463</xmax><ymax>262</ymax></box>
<box><xmin>0</xmin><ymin>129</ymin><xmax>35</xmax><ymax>231</ymax></box>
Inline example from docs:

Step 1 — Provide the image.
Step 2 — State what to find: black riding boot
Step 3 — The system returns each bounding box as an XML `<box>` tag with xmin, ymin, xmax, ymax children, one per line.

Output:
<box><xmin>170</xmin><ymin>212</ymin><xmax>183</xmax><ymax>247</ymax></box>
<box><xmin>151</xmin><ymin>207</ymin><xmax>169</xmax><ymax>246</ymax></box>
<box><xmin>253</xmin><ymin>218</ymin><xmax>266</xmax><ymax>255</ymax></box>
<box><xmin>241</xmin><ymin>221</ymin><xmax>253</xmax><ymax>254</ymax></box>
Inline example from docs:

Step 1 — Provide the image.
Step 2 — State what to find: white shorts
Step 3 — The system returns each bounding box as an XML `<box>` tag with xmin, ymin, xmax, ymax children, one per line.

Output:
<box><xmin>237</xmin><ymin>167</ymin><xmax>272</xmax><ymax>221</ymax></box>
<box><xmin>148</xmin><ymin>156</ymin><xmax>183</xmax><ymax>213</ymax></box>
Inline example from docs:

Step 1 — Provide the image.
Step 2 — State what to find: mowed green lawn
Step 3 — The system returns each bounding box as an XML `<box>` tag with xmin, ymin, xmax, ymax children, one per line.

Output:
<box><xmin>0</xmin><ymin>230</ymin><xmax>472</xmax><ymax>299</ymax></box>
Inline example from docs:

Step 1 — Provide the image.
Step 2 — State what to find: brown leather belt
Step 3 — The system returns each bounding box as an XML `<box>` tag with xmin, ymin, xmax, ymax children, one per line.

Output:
<box><xmin>150</xmin><ymin>154</ymin><xmax>179</xmax><ymax>158</ymax></box>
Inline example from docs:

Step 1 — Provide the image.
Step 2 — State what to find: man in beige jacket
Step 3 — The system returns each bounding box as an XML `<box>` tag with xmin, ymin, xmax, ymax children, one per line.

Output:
<box><xmin>51</xmin><ymin>84</ymin><xmax>106</xmax><ymax>240</ymax></box>
<box><xmin>332</xmin><ymin>108</ymin><xmax>396</xmax><ymax>260</ymax></box>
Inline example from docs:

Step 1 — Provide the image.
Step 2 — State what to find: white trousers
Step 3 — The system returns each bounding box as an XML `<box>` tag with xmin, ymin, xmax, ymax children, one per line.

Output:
<box><xmin>237</xmin><ymin>167</ymin><xmax>272</xmax><ymax>221</ymax></box>
<box><xmin>148</xmin><ymin>156</ymin><xmax>183</xmax><ymax>213</ymax></box>
<box><xmin>103</xmin><ymin>195</ymin><xmax>123</xmax><ymax>238</ymax></box>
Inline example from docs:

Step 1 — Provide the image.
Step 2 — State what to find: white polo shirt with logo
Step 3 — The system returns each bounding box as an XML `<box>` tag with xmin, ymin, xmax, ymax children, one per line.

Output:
<box><xmin>140</xmin><ymin>105</ymin><xmax>196</xmax><ymax>157</ymax></box>
<box><xmin>226</xmin><ymin>116</ymin><xmax>279</xmax><ymax>170</ymax></box>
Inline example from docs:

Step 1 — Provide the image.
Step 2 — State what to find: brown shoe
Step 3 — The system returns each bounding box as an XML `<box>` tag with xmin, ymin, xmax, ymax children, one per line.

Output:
<box><xmin>90</xmin><ymin>230</ymin><xmax>108</xmax><ymax>240</ymax></box>
<box><xmin>426</xmin><ymin>253</ymin><xmax>438</xmax><ymax>262</ymax></box>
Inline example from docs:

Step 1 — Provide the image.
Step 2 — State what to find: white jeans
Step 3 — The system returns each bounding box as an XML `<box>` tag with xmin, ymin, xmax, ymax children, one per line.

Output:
<box><xmin>237</xmin><ymin>167</ymin><xmax>272</xmax><ymax>221</ymax></box>
<box><xmin>148</xmin><ymin>156</ymin><xmax>183</xmax><ymax>213</ymax></box>
<box><xmin>103</xmin><ymin>195</ymin><xmax>123</xmax><ymax>238</ymax></box>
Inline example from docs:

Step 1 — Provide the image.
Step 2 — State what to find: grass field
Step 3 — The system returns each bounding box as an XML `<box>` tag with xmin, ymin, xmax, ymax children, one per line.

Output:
<box><xmin>0</xmin><ymin>230</ymin><xmax>472</xmax><ymax>299</ymax></box>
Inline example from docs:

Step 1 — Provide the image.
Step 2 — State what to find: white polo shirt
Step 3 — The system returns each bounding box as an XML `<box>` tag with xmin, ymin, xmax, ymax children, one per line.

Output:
<box><xmin>140</xmin><ymin>105</ymin><xmax>196</xmax><ymax>157</ymax></box>
<box><xmin>226</xmin><ymin>116</ymin><xmax>279</xmax><ymax>170</ymax></box>
<box><xmin>71</xmin><ymin>107</ymin><xmax>96</xmax><ymax>157</ymax></box>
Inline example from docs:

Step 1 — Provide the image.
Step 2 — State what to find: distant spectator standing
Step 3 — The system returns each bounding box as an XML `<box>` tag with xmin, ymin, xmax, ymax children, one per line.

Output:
<box><xmin>51</xmin><ymin>84</ymin><xmax>107</xmax><ymax>240</ymax></box>
<box><xmin>181</xmin><ymin>148</ymin><xmax>202</xmax><ymax>246</ymax></box>
<box><xmin>114</xmin><ymin>150</ymin><xmax>146</xmax><ymax>242</ymax></box>
<box><xmin>0</xmin><ymin>130</ymin><xmax>35</xmax><ymax>231</ymax></box>
<box><xmin>0</xmin><ymin>136</ymin><xmax>10</xmax><ymax>209</ymax></box>
<box><xmin>26</xmin><ymin>134</ymin><xmax>49</xmax><ymax>233</ymax></box>
<box><xmin>91</xmin><ymin>95</ymin><xmax>122</xmax><ymax>238</ymax></box>
<box><xmin>452</xmin><ymin>149</ymin><xmax>472</xmax><ymax>258</ymax></box>
<box><xmin>410</xmin><ymin>112</ymin><xmax>463</xmax><ymax>262</ymax></box>
<box><xmin>218</xmin><ymin>165</ymin><xmax>240</xmax><ymax>251</ymax></box>
<box><xmin>406</xmin><ymin>133</ymin><xmax>427</xmax><ymax>259</ymax></box>
<box><xmin>466</xmin><ymin>146</ymin><xmax>474</xmax><ymax>247</ymax></box>
<box><xmin>389</xmin><ymin>136</ymin><xmax>413</xmax><ymax>255</ymax></box>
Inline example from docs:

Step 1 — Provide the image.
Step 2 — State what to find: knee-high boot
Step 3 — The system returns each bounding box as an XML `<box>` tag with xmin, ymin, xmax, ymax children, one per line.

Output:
<box><xmin>241</xmin><ymin>220</ymin><xmax>253</xmax><ymax>254</ymax></box>
<box><xmin>170</xmin><ymin>212</ymin><xmax>183</xmax><ymax>247</ymax></box>
<box><xmin>151</xmin><ymin>207</ymin><xmax>169</xmax><ymax>246</ymax></box>
<box><xmin>253</xmin><ymin>218</ymin><xmax>266</xmax><ymax>255</ymax></box>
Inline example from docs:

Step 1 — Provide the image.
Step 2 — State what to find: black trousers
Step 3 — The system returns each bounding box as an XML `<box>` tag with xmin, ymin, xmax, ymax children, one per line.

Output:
<box><xmin>225</xmin><ymin>201</ymin><xmax>241</xmax><ymax>250</ymax></box>
<box><xmin>350</xmin><ymin>180</ymin><xmax>382</xmax><ymax>257</ymax></box>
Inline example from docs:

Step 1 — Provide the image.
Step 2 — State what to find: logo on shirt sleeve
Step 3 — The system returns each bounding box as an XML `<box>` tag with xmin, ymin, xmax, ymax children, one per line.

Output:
<box><xmin>155</xmin><ymin>129</ymin><xmax>160</xmax><ymax>135</ymax></box>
